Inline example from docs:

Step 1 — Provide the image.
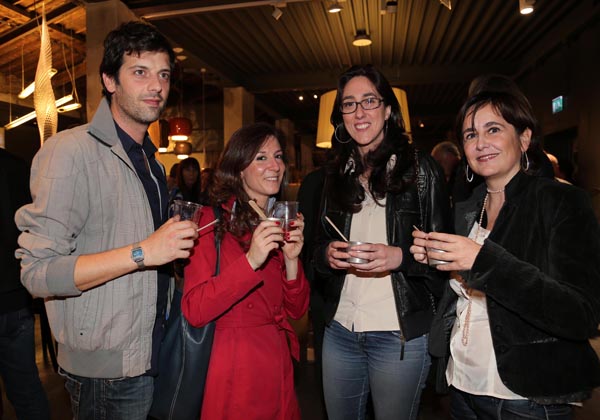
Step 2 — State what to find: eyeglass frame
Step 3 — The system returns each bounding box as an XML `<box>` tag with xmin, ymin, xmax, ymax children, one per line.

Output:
<box><xmin>339</xmin><ymin>97</ymin><xmax>385</xmax><ymax>114</ymax></box>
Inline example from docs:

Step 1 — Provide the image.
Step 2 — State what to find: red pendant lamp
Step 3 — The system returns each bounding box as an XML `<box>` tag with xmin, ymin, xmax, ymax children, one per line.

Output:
<box><xmin>169</xmin><ymin>59</ymin><xmax>192</xmax><ymax>141</ymax></box>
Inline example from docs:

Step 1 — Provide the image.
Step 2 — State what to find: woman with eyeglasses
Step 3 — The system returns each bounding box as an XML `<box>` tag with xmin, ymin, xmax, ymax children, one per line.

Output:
<box><xmin>312</xmin><ymin>65</ymin><xmax>450</xmax><ymax>420</ymax></box>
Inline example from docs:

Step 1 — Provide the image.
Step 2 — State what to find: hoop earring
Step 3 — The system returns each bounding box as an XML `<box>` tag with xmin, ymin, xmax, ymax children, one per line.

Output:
<box><xmin>465</xmin><ymin>164</ymin><xmax>474</xmax><ymax>183</ymax></box>
<box><xmin>334</xmin><ymin>124</ymin><xmax>351</xmax><ymax>144</ymax></box>
<box><xmin>521</xmin><ymin>152</ymin><xmax>530</xmax><ymax>171</ymax></box>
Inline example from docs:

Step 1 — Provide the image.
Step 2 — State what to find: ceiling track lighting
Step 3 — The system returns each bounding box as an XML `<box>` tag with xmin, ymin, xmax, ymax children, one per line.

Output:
<box><xmin>519</xmin><ymin>0</ymin><xmax>535</xmax><ymax>15</ymax></box>
<box><xmin>353</xmin><ymin>30</ymin><xmax>372</xmax><ymax>47</ymax></box>
<box><xmin>439</xmin><ymin>0</ymin><xmax>452</xmax><ymax>10</ymax></box>
<box><xmin>272</xmin><ymin>6</ymin><xmax>283</xmax><ymax>20</ymax></box>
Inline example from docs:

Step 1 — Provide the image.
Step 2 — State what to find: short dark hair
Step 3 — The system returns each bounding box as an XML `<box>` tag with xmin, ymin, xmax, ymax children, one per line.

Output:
<box><xmin>456</xmin><ymin>91</ymin><xmax>539</xmax><ymax>148</ymax></box>
<box><xmin>99</xmin><ymin>21</ymin><xmax>175</xmax><ymax>100</ymax></box>
<box><xmin>210</xmin><ymin>123</ymin><xmax>286</xmax><ymax>239</ymax></box>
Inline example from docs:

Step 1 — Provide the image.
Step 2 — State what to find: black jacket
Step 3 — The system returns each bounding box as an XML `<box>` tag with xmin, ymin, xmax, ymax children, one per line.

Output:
<box><xmin>0</xmin><ymin>149</ymin><xmax>32</xmax><ymax>313</ymax></box>
<box><xmin>430</xmin><ymin>171</ymin><xmax>600</xmax><ymax>403</ymax></box>
<box><xmin>313</xmin><ymin>152</ymin><xmax>450</xmax><ymax>342</ymax></box>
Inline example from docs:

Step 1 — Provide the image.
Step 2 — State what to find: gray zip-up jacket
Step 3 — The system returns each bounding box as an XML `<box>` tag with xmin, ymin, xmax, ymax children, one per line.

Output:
<box><xmin>16</xmin><ymin>98</ymin><xmax>159</xmax><ymax>378</ymax></box>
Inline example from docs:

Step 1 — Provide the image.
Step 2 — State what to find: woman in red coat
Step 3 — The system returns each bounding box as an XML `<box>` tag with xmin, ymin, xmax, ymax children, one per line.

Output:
<box><xmin>182</xmin><ymin>122</ymin><xmax>310</xmax><ymax>420</ymax></box>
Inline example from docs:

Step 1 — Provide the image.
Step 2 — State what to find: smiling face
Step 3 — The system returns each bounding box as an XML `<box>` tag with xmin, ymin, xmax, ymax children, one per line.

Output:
<box><xmin>240</xmin><ymin>135</ymin><xmax>285</xmax><ymax>208</ymax></box>
<box><xmin>102</xmin><ymin>50</ymin><xmax>171</xmax><ymax>142</ymax></box>
<box><xmin>341</xmin><ymin>76</ymin><xmax>391</xmax><ymax>156</ymax></box>
<box><xmin>462</xmin><ymin>103</ymin><xmax>531</xmax><ymax>188</ymax></box>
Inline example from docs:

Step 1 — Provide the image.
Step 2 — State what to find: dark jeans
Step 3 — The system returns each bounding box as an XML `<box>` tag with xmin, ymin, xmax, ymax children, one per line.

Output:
<box><xmin>60</xmin><ymin>368</ymin><xmax>153</xmax><ymax>420</ymax></box>
<box><xmin>0</xmin><ymin>306</ymin><xmax>50</xmax><ymax>420</ymax></box>
<box><xmin>450</xmin><ymin>387</ymin><xmax>573</xmax><ymax>420</ymax></box>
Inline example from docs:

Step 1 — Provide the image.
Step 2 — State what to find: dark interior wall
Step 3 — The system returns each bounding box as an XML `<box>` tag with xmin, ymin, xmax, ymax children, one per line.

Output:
<box><xmin>519</xmin><ymin>20</ymin><xmax>600</xmax><ymax>214</ymax></box>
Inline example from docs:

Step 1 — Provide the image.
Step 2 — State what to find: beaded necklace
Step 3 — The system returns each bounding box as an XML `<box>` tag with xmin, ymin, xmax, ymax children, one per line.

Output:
<box><xmin>461</xmin><ymin>188</ymin><xmax>505</xmax><ymax>346</ymax></box>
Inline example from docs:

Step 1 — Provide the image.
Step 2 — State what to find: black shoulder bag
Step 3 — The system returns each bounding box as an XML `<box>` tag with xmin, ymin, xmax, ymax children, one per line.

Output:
<box><xmin>149</xmin><ymin>207</ymin><xmax>222</xmax><ymax>420</ymax></box>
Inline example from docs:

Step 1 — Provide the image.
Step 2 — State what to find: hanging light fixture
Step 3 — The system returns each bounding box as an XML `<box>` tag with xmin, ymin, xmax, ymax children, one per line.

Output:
<box><xmin>158</xmin><ymin>119</ymin><xmax>170</xmax><ymax>153</ymax></box>
<box><xmin>57</xmin><ymin>36</ymin><xmax>82</xmax><ymax>113</ymax></box>
<box><xmin>6</xmin><ymin>94</ymin><xmax>74</xmax><ymax>130</ymax></box>
<box><xmin>328</xmin><ymin>1</ymin><xmax>342</xmax><ymax>13</ymax></box>
<box><xmin>519</xmin><ymin>0</ymin><xmax>535</xmax><ymax>14</ymax></box>
<box><xmin>353</xmin><ymin>30</ymin><xmax>372</xmax><ymax>47</ymax></box>
<box><xmin>173</xmin><ymin>140</ymin><xmax>192</xmax><ymax>159</ymax></box>
<box><xmin>168</xmin><ymin>60</ymin><xmax>192</xmax><ymax>141</ymax></box>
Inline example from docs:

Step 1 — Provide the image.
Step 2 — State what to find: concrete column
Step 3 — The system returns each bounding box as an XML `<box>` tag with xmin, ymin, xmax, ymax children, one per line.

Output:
<box><xmin>223</xmin><ymin>87</ymin><xmax>254</xmax><ymax>145</ymax></box>
<box><xmin>299</xmin><ymin>134</ymin><xmax>314</xmax><ymax>177</ymax></box>
<box><xmin>86</xmin><ymin>0</ymin><xmax>137</xmax><ymax>121</ymax></box>
<box><xmin>275</xmin><ymin>118</ymin><xmax>295</xmax><ymax>166</ymax></box>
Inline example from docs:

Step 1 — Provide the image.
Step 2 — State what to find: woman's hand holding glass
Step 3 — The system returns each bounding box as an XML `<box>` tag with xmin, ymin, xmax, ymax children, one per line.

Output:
<box><xmin>326</xmin><ymin>241</ymin><xmax>403</xmax><ymax>272</ymax></box>
<box><xmin>245</xmin><ymin>219</ymin><xmax>284</xmax><ymax>270</ymax></box>
<box><xmin>280</xmin><ymin>213</ymin><xmax>304</xmax><ymax>261</ymax></box>
<box><xmin>410</xmin><ymin>230</ymin><xmax>481</xmax><ymax>271</ymax></box>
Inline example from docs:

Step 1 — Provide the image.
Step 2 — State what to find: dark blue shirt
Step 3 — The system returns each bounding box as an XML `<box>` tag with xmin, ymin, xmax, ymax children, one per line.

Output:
<box><xmin>116</xmin><ymin>123</ymin><xmax>169</xmax><ymax>376</ymax></box>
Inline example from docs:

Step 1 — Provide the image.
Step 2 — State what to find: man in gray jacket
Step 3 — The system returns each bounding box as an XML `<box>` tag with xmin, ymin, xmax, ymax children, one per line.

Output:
<box><xmin>15</xmin><ymin>21</ymin><xmax>198</xmax><ymax>420</ymax></box>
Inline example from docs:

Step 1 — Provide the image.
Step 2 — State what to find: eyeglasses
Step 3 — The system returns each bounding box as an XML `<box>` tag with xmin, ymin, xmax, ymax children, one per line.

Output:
<box><xmin>340</xmin><ymin>97</ymin><xmax>384</xmax><ymax>114</ymax></box>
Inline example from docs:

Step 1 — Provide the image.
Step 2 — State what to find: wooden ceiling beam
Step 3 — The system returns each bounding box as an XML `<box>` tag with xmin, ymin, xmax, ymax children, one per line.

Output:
<box><xmin>0</xmin><ymin>3</ymin><xmax>79</xmax><ymax>47</ymax></box>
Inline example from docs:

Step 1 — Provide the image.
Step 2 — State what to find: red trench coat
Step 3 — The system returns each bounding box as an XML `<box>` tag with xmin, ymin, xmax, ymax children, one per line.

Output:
<box><xmin>182</xmin><ymin>204</ymin><xmax>310</xmax><ymax>420</ymax></box>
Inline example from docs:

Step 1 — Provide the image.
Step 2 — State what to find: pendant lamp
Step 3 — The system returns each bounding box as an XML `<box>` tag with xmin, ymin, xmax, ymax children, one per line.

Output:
<box><xmin>169</xmin><ymin>59</ymin><xmax>192</xmax><ymax>141</ymax></box>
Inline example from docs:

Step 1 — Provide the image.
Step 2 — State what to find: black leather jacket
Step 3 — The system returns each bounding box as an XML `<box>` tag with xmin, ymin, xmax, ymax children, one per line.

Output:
<box><xmin>429</xmin><ymin>172</ymin><xmax>600</xmax><ymax>403</ymax></box>
<box><xmin>313</xmin><ymin>152</ymin><xmax>450</xmax><ymax>342</ymax></box>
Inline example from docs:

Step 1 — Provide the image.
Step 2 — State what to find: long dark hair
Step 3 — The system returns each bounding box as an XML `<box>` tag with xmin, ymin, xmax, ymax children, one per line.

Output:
<box><xmin>209</xmin><ymin>123</ymin><xmax>286</xmax><ymax>239</ymax></box>
<box><xmin>176</xmin><ymin>157</ymin><xmax>202</xmax><ymax>203</ymax></box>
<box><xmin>327</xmin><ymin>65</ymin><xmax>413</xmax><ymax>213</ymax></box>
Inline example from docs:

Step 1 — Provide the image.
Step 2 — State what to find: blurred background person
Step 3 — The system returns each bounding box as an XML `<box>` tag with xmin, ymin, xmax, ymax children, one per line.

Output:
<box><xmin>167</xmin><ymin>162</ymin><xmax>179</xmax><ymax>194</ymax></box>
<box><xmin>412</xmin><ymin>90</ymin><xmax>600</xmax><ymax>420</ymax></box>
<box><xmin>431</xmin><ymin>141</ymin><xmax>461</xmax><ymax>184</ymax></box>
<box><xmin>0</xmin><ymin>148</ymin><xmax>50</xmax><ymax>419</ymax></box>
<box><xmin>313</xmin><ymin>65</ymin><xmax>450</xmax><ymax>420</ymax></box>
<box><xmin>182</xmin><ymin>123</ymin><xmax>310</xmax><ymax>420</ymax></box>
<box><xmin>545</xmin><ymin>152</ymin><xmax>572</xmax><ymax>184</ymax></box>
<box><xmin>431</xmin><ymin>140</ymin><xmax>461</xmax><ymax>207</ymax></box>
<box><xmin>170</xmin><ymin>157</ymin><xmax>203</xmax><ymax>204</ymax></box>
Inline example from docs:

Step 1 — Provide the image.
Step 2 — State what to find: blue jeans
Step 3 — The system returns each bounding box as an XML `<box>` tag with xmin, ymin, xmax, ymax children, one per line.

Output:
<box><xmin>60</xmin><ymin>368</ymin><xmax>153</xmax><ymax>420</ymax></box>
<box><xmin>450</xmin><ymin>387</ymin><xmax>573</xmax><ymax>420</ymax></box>
<box><xmin>322</xmin><ymin>320</ymin><xmax>430</xmax><ymax>420</ymax></box>
<box><xmin>0</xmin><ymin>306</ymin><xmax>50</xmax><ymax>420</ymax></box>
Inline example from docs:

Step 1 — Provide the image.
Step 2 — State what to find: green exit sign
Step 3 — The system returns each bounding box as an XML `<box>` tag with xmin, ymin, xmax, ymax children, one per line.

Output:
<box><xmin>552</xmin><ymin>96</ymin><xmax>564</xmax><ymax>114</ymax></box>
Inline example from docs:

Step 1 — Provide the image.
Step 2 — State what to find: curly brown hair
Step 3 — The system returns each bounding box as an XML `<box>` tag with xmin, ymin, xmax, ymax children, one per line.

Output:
<box><xmin>208</xmin><ymin>123</ymin><xmax>286</xmax><ymax>242</ymax></box>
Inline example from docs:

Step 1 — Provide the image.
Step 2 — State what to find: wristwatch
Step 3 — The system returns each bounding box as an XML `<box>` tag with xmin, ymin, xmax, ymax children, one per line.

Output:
<box><xmin>131</xmin><ymin>242</ymin><xmax>145</xmax><ymax>269</ymax></box>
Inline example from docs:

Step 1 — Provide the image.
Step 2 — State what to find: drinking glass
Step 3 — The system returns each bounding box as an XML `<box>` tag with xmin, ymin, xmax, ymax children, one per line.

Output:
<box><xmin>269</xmin><ymin>201</ymin><xmax>299</xmax><ymax>234</ymax></box>
<box><xmin>170</xmin><ymin>200</ymin><xmax>202</xmax><ymax>224</ymax></box>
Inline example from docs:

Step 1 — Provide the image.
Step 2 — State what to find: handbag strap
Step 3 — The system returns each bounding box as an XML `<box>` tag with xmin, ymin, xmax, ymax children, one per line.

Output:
<box><xmin>212</xmin><ymin>206</ymin><xmax>222</xmax><ymax>276</ymax></box>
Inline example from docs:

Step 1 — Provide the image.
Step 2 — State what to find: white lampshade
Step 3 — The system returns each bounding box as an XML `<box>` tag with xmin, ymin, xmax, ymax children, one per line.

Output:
<box><xmin>315</xmin><ymin>88</ymin><xmax>411</xmax><ymax>148</ymax></box>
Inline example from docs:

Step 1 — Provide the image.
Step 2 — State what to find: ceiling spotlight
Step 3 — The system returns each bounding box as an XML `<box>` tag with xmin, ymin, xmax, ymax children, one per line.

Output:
<box><xmin>313</xmin><ymin>94</ymin><xmax>318</xmax><ymax>99</ymax></box>
<box><xmin>385</xmin><ymin>1</ymin><xmax>398</xmax><ymax>14</ymax></box>
<box><xmin>353</xmin><ymin>30</ymin><xmax>372</xmax><ymax>47</ymax></box>
<box><xmin>272</xmin><ymin>6</ymin><xmax>283</xmax><ymax>20</ymax></box>
<box><xmin>519</xmin><ymin>0</ymin><xmax>535</xmax><ymax>14</ymax></box>
<box><xmin>173</xmin><ymin>47</ymin><xmax>184</xmax><ymax>54</ymax></box>
<box><xmin>328</xmin><ymin>2</ymin><xmax>342</xmax><ymax>13</ymax></box>
<box><xmin>299</xmin><ymin>95</ymin><xmax>304</xmax><ymax>101</ymax></box>
<box><xmin>439</xmin><ymin>0</ymin><xmax>452</xmax><ymax>10</ymax></box>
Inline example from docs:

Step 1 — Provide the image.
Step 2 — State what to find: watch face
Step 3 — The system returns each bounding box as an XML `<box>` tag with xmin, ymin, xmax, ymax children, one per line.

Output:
<box><xmin>132</xmin><ymin>247</ymin><xmax>144</xmax><ymax>262</ymax></box>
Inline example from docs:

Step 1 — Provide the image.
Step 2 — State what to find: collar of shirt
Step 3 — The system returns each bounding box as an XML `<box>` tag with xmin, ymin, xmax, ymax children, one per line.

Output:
<box><xmin>115</xmin><ymin>122</ymin><xmax>158</xmax><ymax>158</ymax></box>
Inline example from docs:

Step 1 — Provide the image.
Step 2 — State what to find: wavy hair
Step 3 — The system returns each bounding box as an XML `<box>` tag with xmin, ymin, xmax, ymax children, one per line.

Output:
<box><xmin>327</xmin><ymin>65</ymin><xmax>413</xmax><ymax>213</ymax></box>
<box><xmin>209</xmin><ymin>123</ymin><xmax>286</xmax><ymax>241</ymax></box>
<box><xmin>100</xmin><ymin>21</ymin><xmax>176</xmax><ymax>101</ymax></box>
